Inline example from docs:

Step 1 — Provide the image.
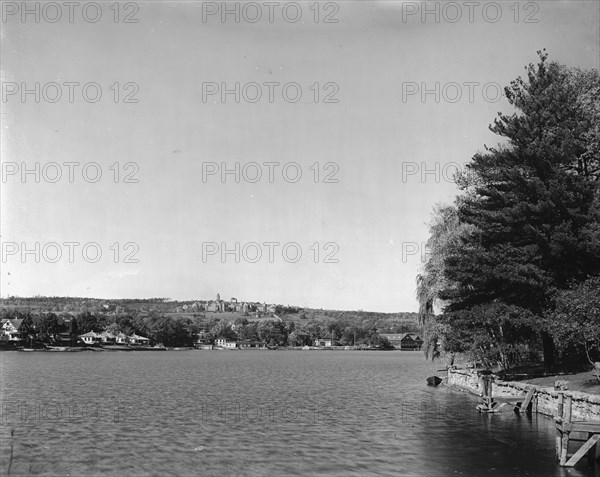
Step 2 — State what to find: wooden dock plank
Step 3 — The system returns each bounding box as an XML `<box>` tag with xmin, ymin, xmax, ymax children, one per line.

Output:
<box><xmin>564</xmin><ymin>434</ymin><xmax>600</xmax><ymax>467</ymax></box>
<box><xmin>519</xmin><ymin>387</ymin><xmax>536</xmax><ymax>414</ymax></box>
<box><xmin>571</xmin><ymin>422</ymin><xmax>600</xmax><ymax>433</ymax></box>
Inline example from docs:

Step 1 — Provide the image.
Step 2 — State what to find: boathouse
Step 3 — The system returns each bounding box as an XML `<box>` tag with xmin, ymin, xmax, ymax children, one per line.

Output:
<box><xmin>380</xmin><ymin>333</ymin><xmax>423</xmax><ymax>350</ymax></box>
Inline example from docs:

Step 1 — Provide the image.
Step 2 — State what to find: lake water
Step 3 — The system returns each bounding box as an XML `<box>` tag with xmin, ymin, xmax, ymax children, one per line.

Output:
<box><xmin>0</xmin><ymin>350</ymin><xmax>595</xmax><ymax>476</ymax></box>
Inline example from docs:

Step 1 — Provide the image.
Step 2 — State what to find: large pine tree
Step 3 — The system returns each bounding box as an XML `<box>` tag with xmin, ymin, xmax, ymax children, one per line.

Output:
<box><xmin>433</xmin><ymin>51</ymin><xmax>600</xmax><ymax>367</ymax></box>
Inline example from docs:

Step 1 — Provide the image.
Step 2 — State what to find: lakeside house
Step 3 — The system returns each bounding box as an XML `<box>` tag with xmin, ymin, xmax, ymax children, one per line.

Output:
<box><xmin>380</xmin><ymin>333</ymin><xmax>423</xmax><ymax>350</ymax></box>
<box><xmin>195</xmin><ymin>331</ymin><xmax>210</xmax><ymax>345</ymax></box>
<box><xmin>237</xmin><ymin>340</ymin><xmax>263</xmax><ymax>349</ymax></box>
<box><xmin>56</xmin><ymin>332</ymin><xmax>72</xmax><ymax>343</ymax></box>
<box><xmin>0</xmin><ymin>319</ymin><xmax>25</xmax><ymax>342</ymax></box>
<box><xmin>215</xmin><ymin>338</ymin><xmax>237</xmax><ymax>349</ymax></box>
<box><xmin>80</xmin><ymin>331</ymin><xmax>102</xmax><ymax>344</ymax></box>
<box><xmin>79</xmin><ymin>331</ymin><xmax>150</xmax><ymax>346</ymax></box>
<box><xmin>129</xmin><ymin>334</ymin><xmax>150</xmax><ymax>346</ymax></box>
<box><xmin>314</xmin><ymin>338</ymin><xmax>333</xmax><ymax>347</ymax></box>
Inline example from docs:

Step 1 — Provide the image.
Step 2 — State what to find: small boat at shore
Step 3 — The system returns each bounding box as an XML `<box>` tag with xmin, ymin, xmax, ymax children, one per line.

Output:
<box><xmin>426</xmin><ymin>376</ymin><xmax>443</xmax><ymax>386</ymax></box>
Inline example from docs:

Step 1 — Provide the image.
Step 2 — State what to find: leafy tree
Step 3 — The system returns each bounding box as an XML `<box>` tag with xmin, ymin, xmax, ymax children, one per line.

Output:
<box><xmin>238</xmin><ymin>322</ymin><xmax>259</xmax><ymax>342</ymax></box>
<box><xmin>105</xmin><ymin>322</ymin><xmax>121</xmax><ymax>335</ymax></box>
<box><xmin>338</xmin><ymin>326</ymin><xmax>356</xmax><ymax>346</ymax></box>
<box><xmin>440</xmin><ymin>302</ymin><xmax>535</xmax><ymax>369</ymax></box>
<box><xmin>76</xmin><ymin>311</ymin><xmax>105</xmax><ymax>334</ymax></box>
<box><xmin>20</xmin><ymin>314</ymin><xmax>35</xmax><ymax>346</ymax></box>
<box><xmin>257</xmin><ymin>320</ymin><xmax>286</xmax><ymax>345</ymax></box>
<box><xmin>145</xmin><ymin>315</ymin><xmax>194</xmax><ymax>347</ymax></box>
<box><xmin>116</xmin><ymin>315</ymin><xmax>138</xmax><ymax>335</ymax></box>
<box><xmin>211</xmin><ymin>320</ymin><xmax>236</xmax><ymax>340</ymax></box>
<box><xmin>545</xmin><ymin>275</ymin><xmax>600</xmax><ymax>375</ymax></box>
<box><xmin>416</xmin><ymin>203</ymin><xmax>474</xmax><ymax>359</ymax></box>
<box><xmin>304</xmin><ymin>321</ymin><xmax>323</xmax><ymax>343</ymax></box>
<box><xmin>37</xmin><ymin>313</ymin><xmax>61</xmax><ymax>340</ymax></box>
<box><xmin>420</xmin><ymin>52</ymin><xmax>600</xmax><ymax>368</ymax></box>
<box><xmin>234</xmin><ymin>317</ymin><xmax>249</xmax><ymax>328</ymax></box>
<box><xmin>288</xmin><ymin>329</ymin><xmax>309</xmax><ymax>346</ymax></box>
<box><xmin>69</xmin><ymin>316</ymin><xmax>79</xmax><ymax>345</ymax></box>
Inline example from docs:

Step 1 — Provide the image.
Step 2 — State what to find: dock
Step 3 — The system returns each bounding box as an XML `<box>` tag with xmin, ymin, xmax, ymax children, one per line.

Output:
<box><xmin>476</xmin><ymin>374</ymin><xmax>538</xmax><ymax>414</ymax></box>
<box><xmin>554</xmin><ymin>392</ymin><xmax>600</xmax><ymax>466</ymax></box>
<box><xmin>448</xmin><ymin>367</ymin><xmax>600</xmax><ymax>469</ymax></box>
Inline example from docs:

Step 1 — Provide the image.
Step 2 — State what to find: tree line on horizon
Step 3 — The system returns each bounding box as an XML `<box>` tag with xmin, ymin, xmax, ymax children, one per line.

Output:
<box><xmin>0</xmin><ymin>296</ymin><xmax>419</xmax><ymax>320</ymax></box>
<box><xmin>417</xmin><ymin>51</ymin><xmax>600</xmax><ymax>371</ymax></box>
<box><xmin>0</xmin><ymin>306</ymin><xmax>418</xmax><ymax>348</ymax></box>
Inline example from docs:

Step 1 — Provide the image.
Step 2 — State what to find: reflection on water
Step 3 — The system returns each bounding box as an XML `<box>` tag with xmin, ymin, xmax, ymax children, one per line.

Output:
<box><xmin>0</xmin><ymin>351</ymin><xmax>595</xmax><ymax>476</ymax></box>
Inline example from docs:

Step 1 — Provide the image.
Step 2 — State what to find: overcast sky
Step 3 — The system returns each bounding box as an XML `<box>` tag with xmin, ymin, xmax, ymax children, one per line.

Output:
<box><xmin>1</xmin><ymin>0</ymin><xmax>598</xmax><ymax>312</ymax></box>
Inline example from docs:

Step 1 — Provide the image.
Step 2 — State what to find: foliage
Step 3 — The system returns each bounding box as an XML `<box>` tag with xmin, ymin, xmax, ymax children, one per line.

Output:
<box><xmin>0</xmin><ymin>295</ymin><xmax>422</xmax><ymax>349</ymax></box>
<box><xmin>417</xmin><ymin>51</ymin><xmax>600</xmax><ymax>368</ymax></box>
<box><xmin>545</xmin><ymin>276</ymin><xmax>600</xmax><ymax>368</ymax></box>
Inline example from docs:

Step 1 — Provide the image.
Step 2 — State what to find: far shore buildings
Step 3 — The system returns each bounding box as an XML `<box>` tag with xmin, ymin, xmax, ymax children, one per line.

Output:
<box><xmin>0</xmin><ymin>318</ymin><xmax>24</xmax><ymax>342</ymax></box>
<box><xmin>380</xmin><ymin>333</ymin><xmax>423</xmax><ymax>350</ymax></box>
<box><xmin>79</xmin><ymin>331</ymin><xmax>102</xmax><ymax>344</ymax></box>
<box><xmin>214</xmin><ymin>338</ymin><xmax>237</xmax><ymax>349</ymax></box>
<box><xmin>175</xmin><ymin>294</ymin><xmax>271</xmax><ymax>315</ymax></box>
<box><xmin>314</xmin><ymin>338</ymin><xmax>332</xmax><ymax>347</ymax></box>
<box><xmin>79</xmin><ymin>331</ymin><xmax>150</xmax><ymax>346</ymax></box>
<box><xmin>129</xmin><ymin>334</ymin><xmax>150</xmax><ymax>345</ymax></box>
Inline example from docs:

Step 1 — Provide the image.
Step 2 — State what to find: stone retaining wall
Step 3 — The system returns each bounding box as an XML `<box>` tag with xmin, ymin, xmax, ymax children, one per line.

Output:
<box><xmin>448</xmin><ymin>368</ymin><xmax>600</xmax><ymax>421</ymax></box>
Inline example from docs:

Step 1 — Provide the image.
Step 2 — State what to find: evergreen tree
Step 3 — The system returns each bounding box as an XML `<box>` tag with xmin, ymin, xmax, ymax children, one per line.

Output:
<box><xmin>424</xmin><ymin>52</ymin><xmax>600</xmax><ymax>367</ymax></box>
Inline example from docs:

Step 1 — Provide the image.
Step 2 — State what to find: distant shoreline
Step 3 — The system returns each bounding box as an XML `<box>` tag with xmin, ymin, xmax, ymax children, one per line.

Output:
<box><xmin>1</xmin><ymin>345</ymin><xmax>419</xmax><ymax>353</ymax></box>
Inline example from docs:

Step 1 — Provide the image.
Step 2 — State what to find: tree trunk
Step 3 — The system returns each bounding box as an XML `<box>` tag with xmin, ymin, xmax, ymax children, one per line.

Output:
<box><xmin>542</xmin><ymin>332</ymin><xmax>555</xmax><ymax>367</ymax></box>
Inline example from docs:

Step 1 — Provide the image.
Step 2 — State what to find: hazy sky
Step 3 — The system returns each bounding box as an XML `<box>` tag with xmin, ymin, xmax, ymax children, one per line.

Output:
<box><xmin>1</xmin><ymin>0</ymin><xmax>599</xmax><ymax>311</ymax></box>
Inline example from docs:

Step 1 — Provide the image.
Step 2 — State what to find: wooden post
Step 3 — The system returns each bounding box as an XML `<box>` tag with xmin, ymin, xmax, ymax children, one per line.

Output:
<box><xmin>532</xmin><ymin>393</ymin><xmax>538</xmax><ymax>414</ymax></box>
<box><xmin>556</xmin><ymin>393</ymin><xmax>564</xmax><ymax>462</ymax></box>
<box><xmin>560</xmin><ymin>395</ymin><xmax>573</xmax><ymax>465</ymax></box>
<box><xmin>480</xmin><ymin>374</ymin><xmax>493</xmax><ymax>408</ymax></box>
<box><xmin>557</xmin><ymin>393</ymin><xmax>564</xmax><ymax>421</ymax></box>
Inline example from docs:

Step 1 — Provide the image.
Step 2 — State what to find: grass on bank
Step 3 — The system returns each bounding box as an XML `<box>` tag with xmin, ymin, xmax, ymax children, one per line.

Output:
<box><xmin>496</xmin><ymin>361</ymin><xmax>600</xmax><ymax>394</ymax></box>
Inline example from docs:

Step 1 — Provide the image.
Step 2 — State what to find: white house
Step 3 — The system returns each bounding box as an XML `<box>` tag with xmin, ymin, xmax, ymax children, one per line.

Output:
<box><xmin>115</xmin><ymin>333</ymin><xmax>128</xmax><ymax>344</ymax></box>
<box><xmin>79</xmin><ymin>331</ymin><xmax>102</xmax><ymax>344</ymax></box>
<box><xmin>215</xmin><ymin>338</ymin><xmax>237</xmax><ymax>349</ymax></box>
<box><xmin>0</xmin><ymin>319</ymin><xmax>24</xmax><ymax>341</ymax></box>
<box><xmin>129</xmin><ymin>334</ymin><xmax>150</xmax><ymax>346</ymax></box>
<box><xmin>314</xmin><ymin>338</ymin><xmax>332</xmax><ymax>347</ymax></box>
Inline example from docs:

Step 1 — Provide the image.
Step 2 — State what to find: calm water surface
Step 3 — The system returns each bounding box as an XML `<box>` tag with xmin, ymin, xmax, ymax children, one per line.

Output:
<box><xmin>0</xmin><ymin>351</ymin><xmax>595</xmax><ymax>476</ymax></box>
